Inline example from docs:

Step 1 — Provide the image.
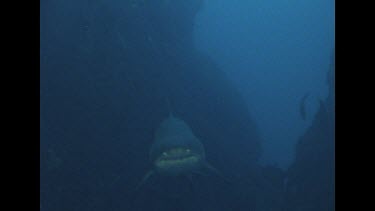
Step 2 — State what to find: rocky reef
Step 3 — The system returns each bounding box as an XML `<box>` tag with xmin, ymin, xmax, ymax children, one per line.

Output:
<box><xmin>41</xmin><ymin>1</ymin><xmax>334</xmax><ymax>210</ymax></box>
<box><xmin>284</xmin><ymin>50</ymin><xmax>335</xmax><ymax>211</ymax></box>
<box><xmin>40</xmin><ymin>1</ymin><xmax>266</xmax><ymax>210</ymax></box>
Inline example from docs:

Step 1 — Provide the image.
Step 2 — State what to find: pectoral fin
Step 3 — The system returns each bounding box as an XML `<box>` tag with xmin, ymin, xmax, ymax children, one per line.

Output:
<box><xmin>128</xmin><ymin>170</ymin><xmax>155</xmax><ymax>210</ymax></box>
<box><xmin>204</xmin><ymin>162</ymin><xmax>232</xmax><ymax>184</ymax></box>
<box><xmin>135</xmin><ymin>170</ymin><xmax>154</xmax><ymax>191</ymax></box>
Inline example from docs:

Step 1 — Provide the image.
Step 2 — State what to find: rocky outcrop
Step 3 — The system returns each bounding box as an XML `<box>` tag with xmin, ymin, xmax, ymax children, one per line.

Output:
<box><xmin>40</xmin><ymin>1</ymin><xmax>263</xmax><ymax>210</ymax></box>
<box><xmin>284</xmin><ymin>50</ymin><xmax>335</xmax><ymax>211</ymax></box>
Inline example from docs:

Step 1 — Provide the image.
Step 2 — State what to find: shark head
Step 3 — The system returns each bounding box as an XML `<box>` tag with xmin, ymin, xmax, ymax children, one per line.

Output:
<box><xmin>150</xmin><ymin>116</ymin><xmax>205</xmax><ymax>176</ymax></box>
<box><xmin>135</xmin><ymin>115</ymin><xmax>228</xmax><ymax>192</ymax></box>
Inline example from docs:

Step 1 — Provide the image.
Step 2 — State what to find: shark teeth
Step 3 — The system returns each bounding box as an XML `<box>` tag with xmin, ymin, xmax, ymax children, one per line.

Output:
<box><xmin>155</xmin><ymin>155</ymin><xmax>200</xmax><ymax>169</ymax></box>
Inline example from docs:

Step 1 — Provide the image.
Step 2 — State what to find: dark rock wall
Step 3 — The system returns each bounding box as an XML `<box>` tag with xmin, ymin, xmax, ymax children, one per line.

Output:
<box><xmin>284</xmin><ymin>50</ymin><xmax>335</xmax><ymax>211</ymax></box>
<box><xmin>41</xmin><ymin>1</ymin><xmax>267</xmax><ymax>210</ymax></box>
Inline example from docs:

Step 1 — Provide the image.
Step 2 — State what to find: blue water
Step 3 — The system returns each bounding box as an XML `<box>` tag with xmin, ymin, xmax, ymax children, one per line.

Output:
<box><xmin>194</xmin><ymin>0</ymin><xmax>335</xmax><ymax>169</ymax></box>
<box><xmin>40</xmin><ymin>1</ymin><xmax>334</xmax><ymax>210</ymax></box>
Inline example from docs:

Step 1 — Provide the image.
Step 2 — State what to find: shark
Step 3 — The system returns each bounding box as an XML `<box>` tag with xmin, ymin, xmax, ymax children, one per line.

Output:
<box><xmin>136</xmin><ymin>111</ymin><xmax>227</xmax><ymax>191</ymax></box>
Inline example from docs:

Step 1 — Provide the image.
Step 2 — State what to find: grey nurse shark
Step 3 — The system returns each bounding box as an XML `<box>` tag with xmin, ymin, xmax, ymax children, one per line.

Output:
<box><xmin>136</xmin><ymin>112</ymin><xmax>228</xmax><ymax>190</ymax></box>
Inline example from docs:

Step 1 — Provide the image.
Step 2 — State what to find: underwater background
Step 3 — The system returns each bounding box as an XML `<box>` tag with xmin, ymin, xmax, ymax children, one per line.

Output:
<box><xmin>40</xmin><ymin>0</ymin><xmax>334</xmax><ymax>210</ymax></box>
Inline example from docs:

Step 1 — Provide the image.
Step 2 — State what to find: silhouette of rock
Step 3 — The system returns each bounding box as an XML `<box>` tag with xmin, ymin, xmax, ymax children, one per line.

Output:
<box><xmin>285</xmin><ymin>50</ymin><xmax>335</xmax><ymax>211</ymax></box>
<box><xmin>41</xmin><ymin>1</ymin><xmax>263</xmax><ymax>210</ymax></box>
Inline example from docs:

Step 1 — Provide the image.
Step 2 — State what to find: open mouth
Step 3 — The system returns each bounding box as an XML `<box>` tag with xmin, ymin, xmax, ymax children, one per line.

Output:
<box><xmin>154</xmin><ymin>147</ymin><xmax>200</xmax><ymax>171</ymax></box>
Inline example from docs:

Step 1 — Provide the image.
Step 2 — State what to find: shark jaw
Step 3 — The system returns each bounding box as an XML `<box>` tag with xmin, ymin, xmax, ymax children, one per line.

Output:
<box><xmin>154</xmin><ymin>147</ymin><xmax>202</xmax><ymax>176</ymax></box>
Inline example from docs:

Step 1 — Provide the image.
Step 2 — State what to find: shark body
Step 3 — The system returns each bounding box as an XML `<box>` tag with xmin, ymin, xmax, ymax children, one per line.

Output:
<box><xmin>151</xmin><ymin>115</ymin><xmax>205</xmax><ymax>176</ymax></box>
<box><xmin>136</xmin><ymin>114</ymin><xmax>225</xmax><ymax>190</ymax></box>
